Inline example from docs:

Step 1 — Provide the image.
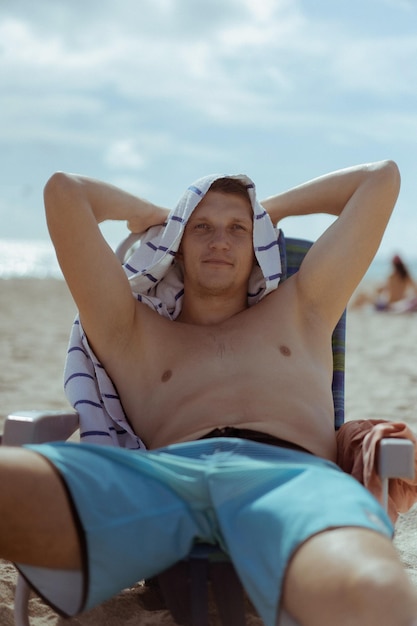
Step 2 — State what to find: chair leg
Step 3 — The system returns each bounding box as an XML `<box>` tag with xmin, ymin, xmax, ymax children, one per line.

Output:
<box><xmin>14</xmin><ymin>573</ymin><xmax>31</xmax><ymax>626</ymax></box>
<box><xmin>158</xmin><ymin>559</ymin><xmax>211</xmax><ymax>626</ymax></box>
<box><xmin>157</xmin><ymin>547</ymin><xmax>250</xmax><ymax>626</ymax></box>
<box><xmin>190</xmin><ymin>558</ymin><xmax>209</xmax><ymax>626</ymax></box>
<box><xmin>210</xmin><ymin>561</ymin><xmax>246</xmax><ymax>626</ymax></box>
<box><xmin>157</xmin><ymin>562</ymin><xmax>193</xmax><ymax>625</ymax></box>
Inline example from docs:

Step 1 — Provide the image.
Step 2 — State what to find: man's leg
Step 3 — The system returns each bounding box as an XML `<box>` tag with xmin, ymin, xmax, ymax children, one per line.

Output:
<box><xmin>282</xmin><ymin>527</ymin><xmax>417</xmax><ymax>626</ymax></box>
<box><xmin>0</xmin><ymin>448</ymin><xmax>81</xmax><ymax>569</ymax></box>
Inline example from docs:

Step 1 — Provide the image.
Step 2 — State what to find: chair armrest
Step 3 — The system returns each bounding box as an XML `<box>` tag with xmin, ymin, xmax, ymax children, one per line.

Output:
<box><xmin>378</xmin><ymin>438</ymin><xmax>415</xmax><ymax>480</ymax></box>
<box><xmin>2</xmin><ymin>410</ymin><xmax>79</xmax><ymax>446</ymax></box>
<box><xmin>378</xmin><ymin>438</ymin><xmax>415</xmax><ymax>512</ymax></box>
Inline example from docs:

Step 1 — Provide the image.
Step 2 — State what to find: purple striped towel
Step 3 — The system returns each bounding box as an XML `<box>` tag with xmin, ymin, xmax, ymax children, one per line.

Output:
<box><xmin>64</xmin><ymin>174</ymin><xmax>283</xmax><ymax>448</ymax></box>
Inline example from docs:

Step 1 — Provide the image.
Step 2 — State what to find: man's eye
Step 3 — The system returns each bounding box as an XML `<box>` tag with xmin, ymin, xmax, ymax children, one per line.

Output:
<box><xmin>195</xmin><ymin>223</ymin><xmax>209</xmax><ymax>230</ymax></box>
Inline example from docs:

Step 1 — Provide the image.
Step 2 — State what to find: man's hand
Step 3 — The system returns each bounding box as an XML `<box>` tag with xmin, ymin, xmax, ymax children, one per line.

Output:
<box><xmin>127</xmin><ymin>204</ymin><xmax>169</xmax><ymax>234</ymax></box>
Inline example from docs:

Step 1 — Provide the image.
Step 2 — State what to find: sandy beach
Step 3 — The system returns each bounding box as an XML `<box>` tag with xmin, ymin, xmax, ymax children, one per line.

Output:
<box><xmin>1</xmin><ymin>278</ymin><xmax>417</xmax><ymax>625</ymax></box>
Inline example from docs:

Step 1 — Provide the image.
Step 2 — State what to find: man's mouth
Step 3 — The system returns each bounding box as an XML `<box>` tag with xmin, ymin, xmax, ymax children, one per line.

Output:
<box><xmin>203</xmin><ymin>258</ymin><xmax>233</xmax><ymax>266</ymax></box>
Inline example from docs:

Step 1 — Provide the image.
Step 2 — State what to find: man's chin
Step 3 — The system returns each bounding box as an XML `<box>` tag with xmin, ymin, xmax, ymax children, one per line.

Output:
<box><xmin>198</xmin><ymin>281</ymin><xmax>235</xmax><ymax>296</ymax></box>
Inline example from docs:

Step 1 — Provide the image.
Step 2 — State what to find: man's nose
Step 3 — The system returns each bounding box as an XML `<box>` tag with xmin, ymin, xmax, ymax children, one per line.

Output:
<box><xmin>209</xmin><ymin>228</ymin><xmax>230</xmax><ymax>248</ymax></box>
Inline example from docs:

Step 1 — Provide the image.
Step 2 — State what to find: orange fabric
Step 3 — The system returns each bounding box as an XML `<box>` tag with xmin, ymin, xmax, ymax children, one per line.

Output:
<box><xmin>336</xmin><ymin>419</ymin><xmax>417</xmax><ymax>523</ymax></box>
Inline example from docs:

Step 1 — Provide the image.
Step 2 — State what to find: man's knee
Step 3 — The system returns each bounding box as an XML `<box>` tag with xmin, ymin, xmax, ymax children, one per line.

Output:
<box><xmin>283</xmin><ymin>528</ymin><xmax>417</xmax><ymax>625</ymax></box>
<box><xmin>351</xmin><ymin>556</ymin><xmax>413</xmax><ymax>606</ymax></box>
<box><xmin>323</xmin><ymin>558</ymin><xmax>416</xmax><ymax>626</ymax></box>
<box><xmin>0</xmin><ymin>447</ymin><xmax>81</xmax><ymax>568</ymax></box>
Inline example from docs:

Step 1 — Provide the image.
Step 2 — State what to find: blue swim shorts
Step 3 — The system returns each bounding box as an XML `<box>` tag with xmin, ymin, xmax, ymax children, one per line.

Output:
<box><xmin>18</xmin><ymin>438</ymin><xmax>393</xmax><ymax>626</ymax></box>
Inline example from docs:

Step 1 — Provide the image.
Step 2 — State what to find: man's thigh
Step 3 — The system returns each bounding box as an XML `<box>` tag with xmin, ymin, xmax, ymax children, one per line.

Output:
<box><xmin>212</xmin><ymin>454</ymin><xmax>393</xmax><ymax>626</ymax></box>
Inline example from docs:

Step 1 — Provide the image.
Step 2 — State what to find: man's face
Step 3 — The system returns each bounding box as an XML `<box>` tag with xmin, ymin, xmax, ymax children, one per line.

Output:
<box><xmin>178</xmin><ymin>191</ymin><xmax>255</xmax><ymax>297</ymax></box>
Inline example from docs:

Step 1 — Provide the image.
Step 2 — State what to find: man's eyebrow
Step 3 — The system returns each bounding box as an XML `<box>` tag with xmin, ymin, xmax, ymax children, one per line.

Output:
<box><xmin>231</xmin><ymin>215</ymin><xmax>253</xmax><ymax>225</ymax></box>
<box><xmin>189</xmin><ymin>215</ymin><xmax>253</xmax><ymax>223</ymax></box>
<box><xmin>234</xmin><ymin>215</ymin><xmax>253</xmax><ymax>222</ymax></box>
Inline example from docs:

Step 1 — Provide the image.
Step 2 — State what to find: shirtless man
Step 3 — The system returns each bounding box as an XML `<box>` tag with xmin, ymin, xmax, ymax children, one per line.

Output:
<box><xmin>1</xmin><ymin>160</ymin><xmax>417</xmax><ymax>626</ymax></box>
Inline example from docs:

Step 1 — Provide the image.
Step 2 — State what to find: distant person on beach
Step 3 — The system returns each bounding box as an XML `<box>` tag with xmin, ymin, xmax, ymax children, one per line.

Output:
<box><xmin>1</xmin><ymin>160</ymin><xmax>417</xmax><ymax>626</ymax></box>
<box><xmin>353</xmin><ymin>254</ymin><xmax>417</xmax><ymax>313</ymax></box>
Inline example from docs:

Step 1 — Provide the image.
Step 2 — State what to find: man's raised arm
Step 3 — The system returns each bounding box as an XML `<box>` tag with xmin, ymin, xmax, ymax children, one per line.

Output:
<box><xmin>261</xmin><ymin>160</ymin><xmax>401</xmax><ymax>326</ymax></box>
<box><xmin>44</xmin><ymin>173</ymin><xmax>168</xmax><ymax>357</ymax></box>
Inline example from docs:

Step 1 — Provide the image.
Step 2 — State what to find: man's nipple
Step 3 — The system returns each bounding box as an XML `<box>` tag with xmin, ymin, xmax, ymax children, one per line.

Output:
<box><xmin>161</xmin><ymin>369</ymin><xmax>173</xmax><ymax>382</ymax></box>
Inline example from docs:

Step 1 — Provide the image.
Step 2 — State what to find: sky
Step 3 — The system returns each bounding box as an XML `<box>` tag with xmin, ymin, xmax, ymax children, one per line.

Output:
<box><xmin>1</xmin><ymin>0</ymin><xmax>417</xmax><ymax>260</ymax></box>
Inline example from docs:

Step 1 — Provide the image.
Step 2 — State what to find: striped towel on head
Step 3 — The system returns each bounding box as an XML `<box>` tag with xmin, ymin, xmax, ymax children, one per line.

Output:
<box><xmin>64</xmin><ymin>173</ymin><xmax>283</xmax><ymax>448</ymax></box>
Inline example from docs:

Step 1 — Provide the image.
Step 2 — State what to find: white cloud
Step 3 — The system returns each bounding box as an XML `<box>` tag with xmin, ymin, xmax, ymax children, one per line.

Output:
<box><xmin>327</xmin><ymin>36</ymin><xmax>417</xmax><ymax>98</ymax></box>
<box><xmin>1</xmin><ymin>0</ymin><xmax>417</xmax><ymax>255</ymax></box>
<box><xmin>104</xmin><ymin>140</ymin><xmax>146</xmax><ymax>170</ymax></box>
<box><xmin>2</xmin><ymin>0</ymin><xmax>417</xmax><ymax>132</ymax></box>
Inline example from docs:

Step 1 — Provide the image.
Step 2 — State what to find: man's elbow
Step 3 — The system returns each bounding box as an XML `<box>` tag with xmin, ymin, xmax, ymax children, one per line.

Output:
<box><xmin>44</xmin><ymin>172</ymin><xmax>84</xmax><ymax>222</ymax></box>
<box><xmin>378</xmin><ymin>159</ymin><xmax>401</xmax><ymax>195</ymax></box>
<box><xmin>44</xmin><ymin>171</ymin><xmax>73</xmax><ymax>205</ymax></box>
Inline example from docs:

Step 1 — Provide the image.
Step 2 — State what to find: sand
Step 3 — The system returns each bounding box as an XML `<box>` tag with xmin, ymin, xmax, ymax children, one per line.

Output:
<box><xmin>1</xmin><ymin>278</ymin><xmax>417</xmax><ymax>624</ymax></box>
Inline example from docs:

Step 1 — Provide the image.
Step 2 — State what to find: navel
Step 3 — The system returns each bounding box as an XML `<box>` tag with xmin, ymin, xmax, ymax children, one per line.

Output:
<box><xmin>280</xmin><ymin>345</ymin><xmax>291</xmax><ymax>357</ymax></box>
<box><xmin>161</xmin><ymin>369</ymin><xmax>173</xmax><ymax>382</ymax></box>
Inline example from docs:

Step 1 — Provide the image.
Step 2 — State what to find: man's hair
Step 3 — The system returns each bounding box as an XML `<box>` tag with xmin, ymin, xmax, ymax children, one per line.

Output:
<box><xmin>208</xmin><ymin>177</ymin><xmax>251</xmax><ymax>204</ymax></box>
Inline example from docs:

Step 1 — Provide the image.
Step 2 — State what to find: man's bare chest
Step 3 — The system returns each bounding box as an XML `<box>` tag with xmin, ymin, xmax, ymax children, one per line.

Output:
<box><xmin>131</xmin><ymin>312</ymin><xmax>313</xmax><ymax>402</ymax></box>
<box><xmin>150</xmin><ymin>323</ymin><xmax>264</xmax><ymax>382</ymax></box>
